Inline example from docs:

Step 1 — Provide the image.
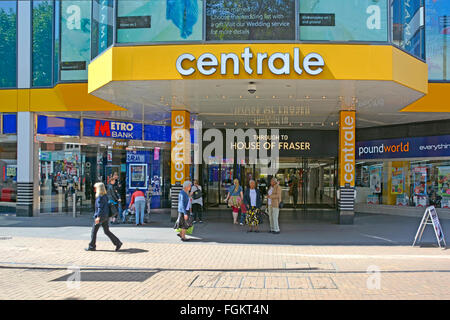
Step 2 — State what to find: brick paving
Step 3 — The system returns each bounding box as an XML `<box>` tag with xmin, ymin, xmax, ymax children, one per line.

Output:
<box><xmin>0</xmin><ymin>236</ymin><xmax>449</xmax><ymax>300</ymax></box>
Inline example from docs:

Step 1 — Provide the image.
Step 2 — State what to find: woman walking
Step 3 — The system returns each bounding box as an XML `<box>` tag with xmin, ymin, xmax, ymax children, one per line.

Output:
<box><xmin>86</xmin><ymin>182</ymin><xmax>122</xmax><ymax>251</ymax></box>
<box><xmin>129</xmin><ymin>189</ymin><xmax>146</xmax><ymax>226</ymax></box>
<box><xmin>174</xmin><ymin>181</ymin><xmax>192</xmax><ymax>241</ymax></box>
<box><xmin>243</xmin><ymin>180</ymin><xmax>262</xmax><ymax>233</ymax></box>
<box><xmin>225</xmin><ymin>179</ymin><xmax>244</xmax><ymax>225</ymax></box>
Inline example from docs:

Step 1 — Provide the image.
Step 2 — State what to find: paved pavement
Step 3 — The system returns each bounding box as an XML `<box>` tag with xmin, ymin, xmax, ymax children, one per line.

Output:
<box><xmin>0</xmin><ymin>210</ymin><xmax>449</xmax><ymax>300</ymax></box>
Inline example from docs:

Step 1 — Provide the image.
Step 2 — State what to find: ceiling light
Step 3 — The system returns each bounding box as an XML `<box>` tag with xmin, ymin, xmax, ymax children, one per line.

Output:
<box><xmin>305</xmin><ymin>96</ymin><xmax>310</xmax><ymax>99</ymax></box>
<box><xmin>322</xmin><ymin>96</ymin><xmax>326</xmax><ymax>99</ymax></box>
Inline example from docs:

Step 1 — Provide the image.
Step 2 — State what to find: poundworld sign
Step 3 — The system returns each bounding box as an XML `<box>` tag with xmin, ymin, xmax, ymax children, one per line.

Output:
<box><xmin>176</xmin><ymin>47</ymin><xmax>325</xmax><ymax>76</ymax></box>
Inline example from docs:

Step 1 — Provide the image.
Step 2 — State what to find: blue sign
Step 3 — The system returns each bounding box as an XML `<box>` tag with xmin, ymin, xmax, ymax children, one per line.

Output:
<box><xmin>83</xmin><ymin>118</ymin><xmax>142</xmax><ymax>140</ymax></box>
<box><xmin>2</xmin><ymin>114</ymin><xmax>17</xmax><ymax>134</ymax></box>
<box><xmin>357</xmin><ymin>135</ymin><xmax>450</xmax><ymax>160</ymax></box>
<box><xmin>144</xmin><ymin>125</ymin><xmax>171</xmax><ymax>142</ymax></box>
<box><xmin>37</xmin><ymin>115</ymin><xmax>81</xmax><ymax>136</ymax></box>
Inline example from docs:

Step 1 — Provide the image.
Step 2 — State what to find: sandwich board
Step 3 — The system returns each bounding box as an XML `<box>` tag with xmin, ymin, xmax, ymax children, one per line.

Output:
<box><xmin>413</xmin><ymin>206</ymin><xmax>446</xmax><ymax>249</ymax></box>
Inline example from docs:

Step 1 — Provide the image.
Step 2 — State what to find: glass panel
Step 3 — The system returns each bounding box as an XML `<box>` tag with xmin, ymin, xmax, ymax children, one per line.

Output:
<box><xmin>54</xmin><ymin>0</ymin><xmax>60</xmax><ymax>84</ymax></box>
<box><xmin>206</xmin><ymin>0</ymin><xmax>295</xmax><ymax>41</ymax></box>
<box><xmin>299</xmin><ymin>0</ymin><xmax>388</xmax><ymax>42</ymax></box>
<box><xmin>425</xmin><ymin>0</ymin><xmax>450</xmax><ymax>80</ymax></box>
<box><xmin>117</xmin><ymin>0</ymin><xmax>203</xmax><ymax>43</ymax></box>
<box><xmin>32</xmin><ymin>0</ymin><xmax>54</xmax><ymax>87</ymax></box>
<box><xmin>60</xmin><ymin>0</ymin><xmax>91</xmax><ymax>81</ymax></box>
<box><xmin>91</xmin><ymin>0</ymin><xmax>113</xmax><ymax>59</ymax></box>
<box><xmin>391</xmin><ymin>0</ymin><xmax>425</xmax><ymax>59</ymax></box>
<box><xmin>0</xmin><ymin>1</ymin><xmax>17</xmax><ymax>88</ymax></box>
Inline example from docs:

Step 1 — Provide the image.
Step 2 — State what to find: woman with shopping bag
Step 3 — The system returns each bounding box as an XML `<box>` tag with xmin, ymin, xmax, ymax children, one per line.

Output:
<box><xmin>174</xmin><ymin>181</ymin><xmax>192</xmax><ymax>241</ymax></box>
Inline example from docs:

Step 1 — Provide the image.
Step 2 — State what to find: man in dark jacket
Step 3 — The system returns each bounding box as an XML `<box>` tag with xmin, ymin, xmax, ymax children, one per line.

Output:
<box><xmin>243</xmin><ymin>180</ymin><xmax>263</xmax><ymax>232</ymax></box>
<box><xmin>107</xmin><ymin>172</ymin><xmax>120</xmax><ymax>223</ymax></box>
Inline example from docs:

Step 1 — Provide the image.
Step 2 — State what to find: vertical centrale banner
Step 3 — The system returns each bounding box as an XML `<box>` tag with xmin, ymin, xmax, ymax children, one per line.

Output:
<box><xmin>171</xmin><ymin>111</ymin><xmax>191</xmax><ymax>185</ymax></box>
<box><xmin>339</xmin><ymin>111</ymin><xmax>356</xmax><ymax>187</ymax></box>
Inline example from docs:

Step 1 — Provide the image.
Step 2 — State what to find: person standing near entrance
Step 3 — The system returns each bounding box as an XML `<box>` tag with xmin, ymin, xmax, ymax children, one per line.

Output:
<box><xmin>289</xmin><ymin>172</ymin><xmax>299</xmax><ymax>209</ymax></box>
<box><xmin>190</xmin><ymin>179</ymin><xmax>203</xmax><ymax>223</ymax></box>
<box><xmin>107</xmin><ymin>172</ymin><xmax>120</xmax><ymax>224</ymax></box>
<box><xmin>86</xmin><ymin>182</ymin><xmax>122</xmax><ymax>251</ymax></box>
<box><xmin>243</xmin><ymin>180</ymin><xmax>262</xmax><ymax>232</ymax></box>
<box><xmin>267</xmin><ymin>177</ymin><xmax>282</xmax><ymax>234</ymax></box>
<box><xmin>225</xmin><ymin>179</ymin><xmax>244</xmax><ymax>225</ymax></box>
<box><xmin>174</xmin><ymin>181</ymin><xmax>192</xmax><ymax>241</ymax></box>
<box><xmin>129</xmin><ymin>189</ymin><xmax>146</xmax><ymax>226</ymax></box>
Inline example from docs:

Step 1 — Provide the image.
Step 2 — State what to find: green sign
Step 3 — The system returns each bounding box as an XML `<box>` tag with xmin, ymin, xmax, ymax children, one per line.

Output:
<box><xmin>299</xmin><ymin>0</ymin><xmax>388</xmax><ymax>42</ymax></box>
<box><xmin>60</xmin><ymin>0</ymin><xmax>91</xmax><ymax>81</ymax></box>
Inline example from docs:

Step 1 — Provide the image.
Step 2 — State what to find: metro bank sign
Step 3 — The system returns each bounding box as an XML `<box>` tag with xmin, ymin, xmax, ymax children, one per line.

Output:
<box><xmin>83</xmin><ymin>119</ymin><xmax>143</xmax><ymax>140</ymax></box>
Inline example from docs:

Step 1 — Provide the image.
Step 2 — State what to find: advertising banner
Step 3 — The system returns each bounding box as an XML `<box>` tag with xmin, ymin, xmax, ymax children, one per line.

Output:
<box><xmin>83</xmin><ymin>119</ymin><xmax>143</xmax><ymax>140</ymax></box>
<box><xmin>206</xmin><ymin>0</ymin><xmax>295</xmax><ymax>41</ymax></box>
<box><xmin>60</xmin><ymin>0</ymin><xmax>91</xmax><ymax>80</ymax></box>
<box><xmin>391</xmin><ymin>167</ymin><xmax>404</xmax><ymax>195</ymax></box>
<box><xmin>357</xmin><ymin>135</ymin><xmax>450</xmax><ymax>160</ymax></box>
<box><xmin>117</xmin><ymin>0</ymin><xmax>203</xmax><ymax>43</ymax></box>
<box><xmin>369</xmin><ymin>166</ymin><xmax>382</xmax><ymax>194</ymax></box>
<box><xmin>413</xmin><ymin>166</ymin><xmax>427</xmax><ymax>195</ymax></box>
<box><xmin>299</xmin><ymin>0</ymin><xmax>388</xmax><ymax>41</ymax></box>
<box><xmin>437</xmin><ymin>166</ymin><xmax>450</xmax><ymax>198</ymax></box>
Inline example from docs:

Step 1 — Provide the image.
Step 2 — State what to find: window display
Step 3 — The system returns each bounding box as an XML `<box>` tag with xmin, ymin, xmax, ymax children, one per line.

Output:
<box><xmin>356</xmin><ymin>159</ymin><xmax>450</xmax><ymax>209</ymax></box>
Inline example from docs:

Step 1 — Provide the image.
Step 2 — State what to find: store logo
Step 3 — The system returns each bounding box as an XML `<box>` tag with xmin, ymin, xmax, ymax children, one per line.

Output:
<box><xmin>339</xmin><ymin>112</ymin><xmax>355</xmax><ymax>187</ymax></box>
<box><xmin>171</xmin><ymin>111</ymin><xmax>190</xmax><ymax>184</ymax></box>
<box><xmin>358</xmin><ymin>142</ymin><xmax>410</xmax><ymax>157</ymax></box>
<box><xmin>176</xmin><ymin>47</ymin><xmax>324</xmax><ymax>76</ymax></box>
<box><xmin>93</xmin><ymin>120</ymin><xmax>135</xmax><ymax>139</ymax></box>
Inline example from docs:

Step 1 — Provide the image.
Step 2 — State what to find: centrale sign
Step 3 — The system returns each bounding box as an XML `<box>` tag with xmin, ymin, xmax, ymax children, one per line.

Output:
<box><xmin>176</xmin><ymin>47</ymin><xmax>325</xmax><ymax>76</ymax></box>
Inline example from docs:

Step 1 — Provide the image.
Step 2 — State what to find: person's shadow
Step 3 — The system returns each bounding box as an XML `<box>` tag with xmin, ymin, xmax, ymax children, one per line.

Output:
<box><xmin>94</xmin><ymin>248</ymin><xmax>148</xmax><ymax>254</ymax></box>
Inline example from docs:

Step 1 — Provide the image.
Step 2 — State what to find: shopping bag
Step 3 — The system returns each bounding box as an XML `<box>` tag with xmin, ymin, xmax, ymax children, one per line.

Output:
<box><xmin>186</xmin><ymin>225</ymin><xmax>194</xmax><ymax>235</ymax></box>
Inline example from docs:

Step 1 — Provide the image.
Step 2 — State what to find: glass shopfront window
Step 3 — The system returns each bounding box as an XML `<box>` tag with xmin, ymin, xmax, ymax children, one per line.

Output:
<box><xmin>0</xmin><ymin>1</ymin><xmax>17</xmax><ymax>88</ymax></box>
<box><xmin>356</xmin><ymin>159</ymin><xmax>450</xmax><ymax>209</ymax></box>
<box><xmin>0</xmin><ymin>134</ymin><xmax>17</xmax><ymax>213</ymax></box>
<box><xmin>425</xmin><ymin>0</ymin><xmax>450</xmax><ymax>80</ymax></box>
<box><xmin>206</xmin><ymin>0</ymin><xmax>295</xmax><ymax>41</ymax></box>
<box><xmin>299</xmin><ymin>0</ymin><xmax>388</xmax><ymax>42</ymax></box>
<box><xmin>116</xmin><ymin>0</ymin><xmax>203</xmax><ymax>44</ymax></box>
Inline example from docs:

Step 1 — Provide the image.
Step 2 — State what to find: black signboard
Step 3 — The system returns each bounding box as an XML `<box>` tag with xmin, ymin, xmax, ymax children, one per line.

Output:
<box><xmin>60</xmin><ymin>61</ymin><xmax>87</xmax><ymax>71</ymax></box>
<box><xmin>299</xmin><ymin>14</ymin><xmax>335</xmax><ymax>26</ymax></box>
<box><xmin>117</xmin><ymin>16</ymin><xmax>151</xmax><ymax>29</ymax></box>
<box><xmin>206</xmin><ymin>0</ymin><xmax>295</xmax><ymax>41</ymax></box>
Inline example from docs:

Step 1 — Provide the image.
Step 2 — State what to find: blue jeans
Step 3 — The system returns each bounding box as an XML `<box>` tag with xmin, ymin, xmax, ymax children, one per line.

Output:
<box><xmin>118</xmin><ymin>202</ymin><xmax>126</xmax><ymax>222</ymax></box>
<box><xmin>135</xmin><ymin>200</ymin><xmax>146</xmax><ymax>225</ymax></box>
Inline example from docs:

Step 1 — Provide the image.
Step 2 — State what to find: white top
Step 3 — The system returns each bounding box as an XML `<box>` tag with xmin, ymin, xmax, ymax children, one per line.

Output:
<box><xmin>191</xmin><ymin>185</ymin><xmax>203</xmax><ymax>205</ymax></box>
<box><xmin>250</xmin><ymin>189</ymin><xmax>257</xmax><ymax>207</ymax></box>
<box><xmin>267</xmin><ymin>188</ymin><xmax>273</xmax><ymax>206</ymax></box>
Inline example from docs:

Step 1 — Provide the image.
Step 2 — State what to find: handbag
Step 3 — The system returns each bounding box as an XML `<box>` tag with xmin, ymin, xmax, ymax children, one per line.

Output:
<box><xmin>192</xmin><ymin>188</ymin><xmax>202</xmax><ymax>200</ymax></box>
<box><xmin>108</xmin><ymin>202</ymin><xmax>118</xmax><ymax>217</ymax></box>
<box><xmin>279</xmin><ymin>201</ymin><xmax>284</xmax><ymax>209</ymax></box>
<box><xmin>176</xmin><ymin>224</ymin><xmax>194</xmax><ymax>235</ymax></box>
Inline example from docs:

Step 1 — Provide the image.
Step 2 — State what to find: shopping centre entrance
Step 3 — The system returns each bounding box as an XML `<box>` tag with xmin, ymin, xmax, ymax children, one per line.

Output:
<box><xmin>201</xmin><ymin>157</ymin><xmax>337</xmax><ymax>210</ymax></box>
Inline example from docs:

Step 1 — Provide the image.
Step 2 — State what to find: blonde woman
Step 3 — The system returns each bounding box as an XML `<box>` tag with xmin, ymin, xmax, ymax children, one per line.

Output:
<box><xmin>86</xmin><ymin>182</ymin><xmax>122</xmax><ymax>252</ymax></box>
<box><xmin>225</xmin><ymin>179</ymin><xmax>244</xmax><ymax>224</ymax></box>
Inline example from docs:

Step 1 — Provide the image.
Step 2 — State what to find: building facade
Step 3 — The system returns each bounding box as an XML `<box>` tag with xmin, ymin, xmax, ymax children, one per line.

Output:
<box><xmin>0</xmin><ymin>0</ymin><xmax>449</xmax><ymax>223</ymax></box>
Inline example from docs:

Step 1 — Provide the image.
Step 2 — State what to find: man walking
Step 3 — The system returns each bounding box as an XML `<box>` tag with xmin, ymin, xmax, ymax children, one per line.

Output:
<box><xmin>267</xmin><ymin>178</ymin><xmax>282</xmax><ymax>234</ymax></box>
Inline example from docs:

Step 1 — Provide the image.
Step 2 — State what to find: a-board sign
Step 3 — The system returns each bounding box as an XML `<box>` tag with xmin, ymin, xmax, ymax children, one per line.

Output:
<box><xmin>413</xmin><ymin>206</ymin><xmax>447</xmax><ymax>249</ymax></box>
